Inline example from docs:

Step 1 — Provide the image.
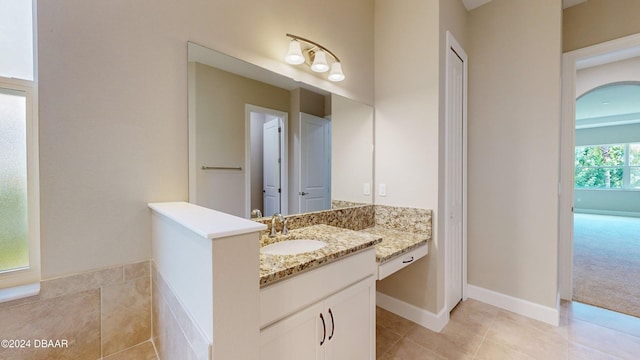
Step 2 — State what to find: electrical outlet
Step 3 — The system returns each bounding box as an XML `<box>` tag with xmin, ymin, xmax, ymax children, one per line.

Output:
<box><xmin>379</xmin><ymin>183</ymin><xmax>387</xmax><ymax>196</ymax></box>
<box><xmin>363</xmin><ymin>183</ymin><xmax>371</xmax><ymax>195</ymax></box>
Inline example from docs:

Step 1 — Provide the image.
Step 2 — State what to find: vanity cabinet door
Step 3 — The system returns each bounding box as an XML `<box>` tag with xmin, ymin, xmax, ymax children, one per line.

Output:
<box><xmin>260</xmin><ymin>274</ymin><xmax>376</xmax><ymax>359</ymax></box>
<box><xmin>260</xmin><ymin>301</ymin><xmax>325</xmax><ymax>360</ymax></box>
<box><xmin>325</xmin><ymin>276</ymin><xmax>376</xmax><ymax>360</ymax></box>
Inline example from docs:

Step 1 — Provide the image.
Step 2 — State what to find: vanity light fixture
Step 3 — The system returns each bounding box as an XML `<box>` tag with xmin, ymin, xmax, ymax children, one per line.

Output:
<box><xmin>284</xmin><ymin>33</ymin><xmax>345</xmax><ymax>82</ymax></box>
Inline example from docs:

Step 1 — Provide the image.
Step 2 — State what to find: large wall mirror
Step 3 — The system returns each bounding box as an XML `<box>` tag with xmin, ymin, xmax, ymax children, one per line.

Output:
<box><xmin>188</xmin><ymin>42</ymin><xmax>374</xmax><ymax>219</ymax></box>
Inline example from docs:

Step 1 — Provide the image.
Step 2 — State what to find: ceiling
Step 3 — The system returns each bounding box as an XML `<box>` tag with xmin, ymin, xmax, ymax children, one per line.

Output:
<box><xmin>462</xmin><ymin>0</ymin><xmax>588</xmax><ymax>11</ymax></box>
<box><xmin>576</xmin><ymin>82</ymin><xmax>640</xmax><ymax>129</ymax></box>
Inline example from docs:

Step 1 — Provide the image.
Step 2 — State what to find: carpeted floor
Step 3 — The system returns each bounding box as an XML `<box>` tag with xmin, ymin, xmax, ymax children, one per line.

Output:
<box><xmin>573</xmin><ymin>213</ymin><xmax>640</xmax><ymax>318</ymax></box>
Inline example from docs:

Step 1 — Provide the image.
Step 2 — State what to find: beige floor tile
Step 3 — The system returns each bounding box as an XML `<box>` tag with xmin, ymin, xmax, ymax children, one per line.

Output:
<box><xmin>568</xmin><ymin>342</ymin><xmax>623</xmax><ymax>360</ymax></box>
<box><xmin>103</xmin><ymin>341</ymin><xmax>158</xmax><ymax>360</ymax></box>
<box><xmin>377</xmin><ymin>325</ymin><xmax>402</xmax><ymax>359</ymax></box>
<box><xmin>567</xmin><ymin>318</ymin><xmax>640</xmax><ymax>360</ymax></box>
<box><xmin>565</xmin><ymin>301</ymin><xmax>640</xmax><ymax>339</ymax></box>
<box><xmin>379</xmin><ymin>338</ymin><xmax>446</xmax><ymax>360</ymax></box>
<box><xmin>450</xmin><ymin>298</ymin><xmax>500</xmax><ymax>324</ymax></box>
<box><xmin>376</xmin><ymin>307</ymin><xmax>417</xmax><ymax>336</ymax></box>
<box><xmin>484</xmin><ymin>310</ymin><xmax>569</xmax><ymax>359</ymax></box>
<box><xmin>405</xmin><ymin>320</ymin><xmax>482</xmax><ymax>359</ymax></box>
<box><xmin>377</xmin><ymin>300</ymin><xmax>640</xmax><ymax>360</ymax></box>
<box><xmin>474</xmin><ymin>338</ymin><xmax>538</xmax><ymax>360</ymax></box>
<box><xmin>417</xmin><ymin>300</ymin><xmax>494</xmax><ymax>357</ymax></box>
<box><xmin>496</xmin><ymin>309</ymin><xmax>568</xmax><ymax>339</ymax></box>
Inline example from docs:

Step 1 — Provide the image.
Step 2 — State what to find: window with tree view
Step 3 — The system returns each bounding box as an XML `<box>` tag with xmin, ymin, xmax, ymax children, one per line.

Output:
<box><xmin>575</xmin><ymin>143</ymin><xmax>640</xmax><ymax>189</ymax></box>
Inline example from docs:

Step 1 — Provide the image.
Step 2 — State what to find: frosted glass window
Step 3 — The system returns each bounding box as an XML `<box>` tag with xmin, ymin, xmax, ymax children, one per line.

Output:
<box><xmin>0</xmin><ymin>0</ymin><xmax>34</xmax><ymax>81</ymax></box>
<box><xmin>0</xmin><ymin>89</ymin><xmax>29</xmax><ymax>271</ymax></box>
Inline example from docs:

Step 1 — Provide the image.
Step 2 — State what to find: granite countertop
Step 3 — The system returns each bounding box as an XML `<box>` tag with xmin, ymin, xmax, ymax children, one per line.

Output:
<box><xmin>359</xmin><ymin>226</ymin><xmax>429</xmax><ymax>263</ymax></box>
<box><xmin>259</xmin><ymin>224</ymin><xmax>382</xmax><ymax>287</ymax></box>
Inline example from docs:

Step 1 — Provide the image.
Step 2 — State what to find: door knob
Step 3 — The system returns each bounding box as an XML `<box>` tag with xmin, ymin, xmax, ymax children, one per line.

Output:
<box><xmin>299</xmin><ymin>192</ymin><xmax>308</xmax><ymax>196</ymax></box>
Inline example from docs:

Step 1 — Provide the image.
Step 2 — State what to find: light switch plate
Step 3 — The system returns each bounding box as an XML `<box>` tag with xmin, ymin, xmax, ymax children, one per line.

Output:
<box><xmin>379</xmin><ymin>183</ymin><xmax>387</xmax><ymax>196</ymax></box>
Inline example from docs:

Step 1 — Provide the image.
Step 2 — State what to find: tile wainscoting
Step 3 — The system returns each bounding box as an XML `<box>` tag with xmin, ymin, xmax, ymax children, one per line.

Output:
<box><xmin>151</xmin><ymin>262</ymin><xmax>210</xmax><ymax>360</ymax></box>
<box><xmin>0</xmin><ymin>261</ymin><xmax>156</xmax><ymax>360</ymax></box>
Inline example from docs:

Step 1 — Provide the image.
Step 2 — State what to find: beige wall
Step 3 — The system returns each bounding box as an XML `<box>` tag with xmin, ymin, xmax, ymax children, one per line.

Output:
<box><xmin>563</xmin><ymin>0</ymin><xmax>640</xmax><ymax>52</ymax></box>
<box><xmin>467</xmin><ymin>0</ymin><xmax>561</xmax><ymax>308</ymax></box>
<box><xmin>37</xmin><ymin>0</ymin><xmax>374</xmax><ymax>278</ymax></box>
<box><xmin>576</xmin><ymin>57</ymin><xmax>640</xmax><ymax>97</ymax></box>
<box><xmin>439</xmin><ymin>0</ymin><xmax>469</xmax><ymax>50</ymax></box>
<box><xmin>298</xmin><ymin>88</ymin><xmax>326</xmax><ymax>118</ymax></box>
<box><xmin>374</xmin><ymin>0</ymin><xmax>440</xmax><ymax>313</ymax></box>
<box><xmin>374</xmin><ymin>0</ymin><xmax>440</xmax><ymax>214</ymax></box>
<box><xmin>331</xmin><ymin>94</ymin><xmax>374</xmax><ymax>205</ymax></box>
<box><xmin>375</xmin><ymin>0</ymin><xmax>468</xmax><ymax>314</ymax></box>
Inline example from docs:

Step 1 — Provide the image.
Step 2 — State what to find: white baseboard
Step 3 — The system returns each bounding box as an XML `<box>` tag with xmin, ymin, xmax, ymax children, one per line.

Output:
<box><xmin>376</xmin><ymin>291</ymin><xmax>449</xmax><ymax>332</ymax></box>
<box><xmin>466</xmin><ymin>284</ymin><xmax>559</xmax><ymax>326</ymax></box>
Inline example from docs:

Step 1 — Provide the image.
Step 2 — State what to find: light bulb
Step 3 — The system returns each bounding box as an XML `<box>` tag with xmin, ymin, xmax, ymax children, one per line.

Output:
<box><xmin>310</xmin><ymin>50</ymin><xmax>329</xmax><ymax>72</ymax></box>
<box><xmin>285</xmin><ymin>40</ymin><xmax>305</xmax><ymax>65</ymax></box>
<box><xmin>328</xmin><ymin>62</ymin><xmax>345</xmax><ymax>82</ymax></box>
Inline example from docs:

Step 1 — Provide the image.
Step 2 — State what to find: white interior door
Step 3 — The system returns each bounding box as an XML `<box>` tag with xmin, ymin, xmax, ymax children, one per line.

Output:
<box><xmin>299</xmin><ymin>113</ymin><xmax>331</xmax><ymax>213</ymax></box>
<box><xmin>263</xmin><ymin>117</ymin><xmax>281</xmax><ymax>217</ymax></box>
<box><xmin>246</xmin><ymin>105</ymin><xmax>288</xmax><ymax>218</ymax></box>
<box><xmin>445</xmin><ymin>32</ymin><xmax>467</xmax><ymax>312</ymax></box>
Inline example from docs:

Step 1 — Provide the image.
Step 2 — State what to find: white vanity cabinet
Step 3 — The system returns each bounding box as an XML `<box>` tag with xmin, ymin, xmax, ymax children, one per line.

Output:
<box><xmin>260</xmin><ymin>248</ymin><xmax>377</xmax><ymax>359</ymax></box>
<box><xmin>323</xmin><ymin>277</ymin><xmax>375</xmax><ymax>360</ymax></box>
<box><xmin>261</xmin><ymin>299</ymin><xmax>324</xmax><ymax>359</ymax></box>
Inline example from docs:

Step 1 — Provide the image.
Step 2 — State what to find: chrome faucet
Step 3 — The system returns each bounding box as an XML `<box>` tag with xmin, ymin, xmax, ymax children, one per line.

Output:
<box><xmin>269</xmin><ymin>213</ymin><xmax>284</xmax><ymax>237</ymax></box>
<box><xmin>250</xmin><ymin>208</ymin><xmax>263</xmax><ymax>219</ymax></box>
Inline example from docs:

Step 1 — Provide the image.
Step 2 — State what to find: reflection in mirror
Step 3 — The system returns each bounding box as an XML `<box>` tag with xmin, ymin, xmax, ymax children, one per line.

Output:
<box><xmin>188</xmin><ymin>42</ymin><xmax>373</xmax><ymax>219</ymax></box>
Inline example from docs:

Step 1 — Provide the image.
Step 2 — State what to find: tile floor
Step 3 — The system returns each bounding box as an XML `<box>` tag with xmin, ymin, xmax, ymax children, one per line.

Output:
<box><xmin>377</xmin><ymin>299</ymin><xmax>640</xmax><ymax>359</ymax></box>
<box><xmin>102</xmin><ymin>341</ymin><xmax>158</xmax><ymax>360</ymax></box>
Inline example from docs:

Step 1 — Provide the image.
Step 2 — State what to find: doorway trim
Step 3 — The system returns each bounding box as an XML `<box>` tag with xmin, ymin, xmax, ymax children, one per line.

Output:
<box><xmin>245</xmin><ymin>104</ymin><xmax>289</xmax><ymax>218</ymax></box>
<box><xmin>559</xmin><ymin>32</ymin><xmax>640</xmax><ymax>300</ymax></box>
<box><xmin>444</xmin><ymin>31</ymin><xmax>468</xmax><ymax>312</ymax></box>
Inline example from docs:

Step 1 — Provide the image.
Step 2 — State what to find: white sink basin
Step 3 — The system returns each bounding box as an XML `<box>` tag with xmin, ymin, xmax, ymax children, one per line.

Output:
<box><xmin>261</xmin><ymin>239</ymin><xmax>327</xmax><ymax>255</ymax></box>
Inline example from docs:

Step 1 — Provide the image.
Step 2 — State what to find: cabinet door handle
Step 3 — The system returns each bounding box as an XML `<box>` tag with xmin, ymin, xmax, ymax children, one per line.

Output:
<box><xmin>328</xmin><ymin>308</ymin><xmax>335</xmax><ymax>340</ymax></box>
<box><xmin>319</xmin><ymin>313</ymin><xmax>326</xmax><ymax>346</ymax></box>
<box><xmin>402</xmin><ymin>256</ymin><xmax>414</xmax><ymax>264</ymax></box>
